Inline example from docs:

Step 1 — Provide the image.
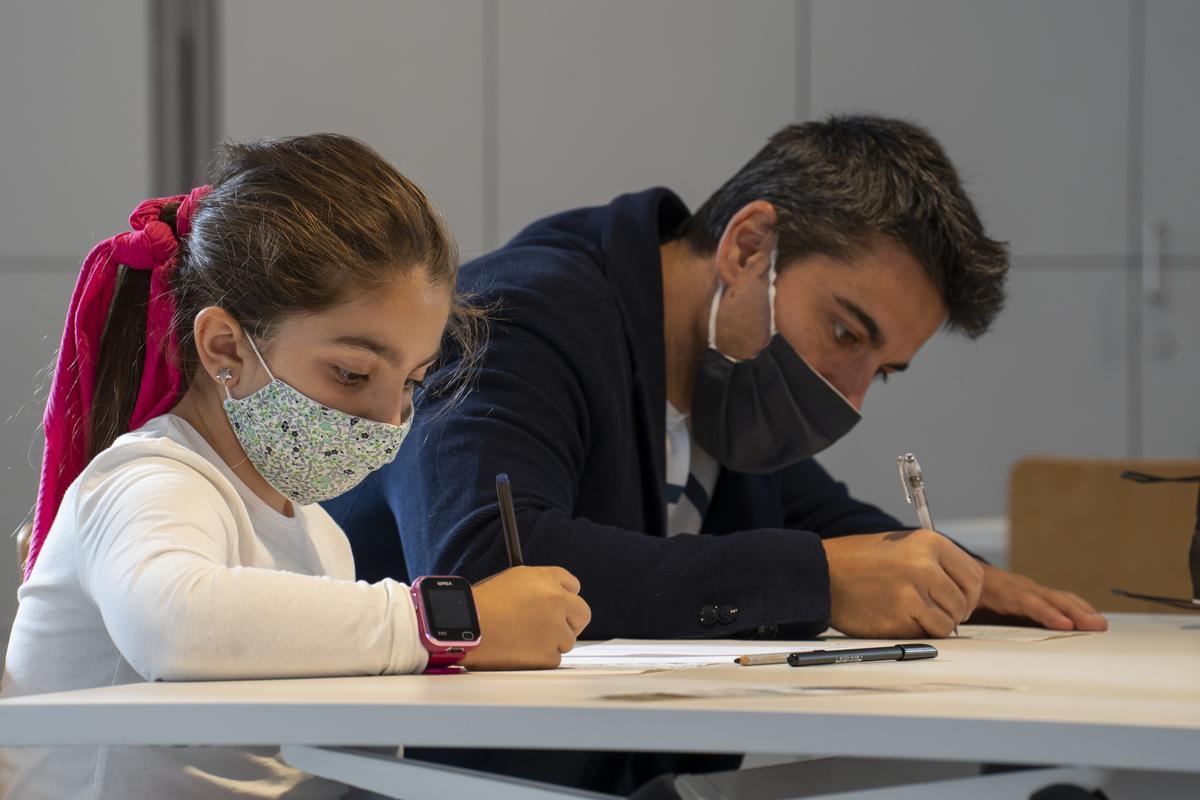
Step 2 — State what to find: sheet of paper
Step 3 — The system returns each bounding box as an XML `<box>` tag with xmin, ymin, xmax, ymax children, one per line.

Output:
<box><xmin>553</xmin><ymin>625</ymin><xmax>1089</xmax><ymax>674</ymax></box>
<box><xmin>953</xmin><ymin>625</ymin><xmax>1092</xmax><ymax>642</ymax></box>
<box><xmin>560</xmin><ymin>640</ymin><xmax>870</xmax><ymax>671</ymax></box>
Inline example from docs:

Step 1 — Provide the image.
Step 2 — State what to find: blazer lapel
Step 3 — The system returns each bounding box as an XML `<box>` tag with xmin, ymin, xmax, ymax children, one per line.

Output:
<box><xmin>599</xmin><ymin>188</ymin><xmax>691</xmax><ymax>538</ymax></box>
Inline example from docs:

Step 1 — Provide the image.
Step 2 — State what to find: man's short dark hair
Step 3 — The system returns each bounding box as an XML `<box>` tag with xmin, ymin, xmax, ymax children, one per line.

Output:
<box><xmin>681</xmin><ymin>114</ymin><xmax>1009</xmax><ymax>338</ymax></box>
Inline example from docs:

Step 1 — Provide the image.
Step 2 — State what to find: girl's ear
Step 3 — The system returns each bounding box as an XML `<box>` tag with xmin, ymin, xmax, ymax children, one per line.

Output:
<box><xmin>193</xmin><ymin>307</ymin><xmax>254</xmax><ymax>394</ymax></box>
<box><xmin>713</xmin><ymin>200</ymin><xmax>778</xmax><ymax>288</ymax></box>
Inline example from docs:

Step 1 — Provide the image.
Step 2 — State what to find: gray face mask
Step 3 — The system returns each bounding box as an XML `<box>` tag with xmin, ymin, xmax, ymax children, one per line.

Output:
<box><xmin>690</xmin><ymin>249</ymin><xmax>862</xmax><ymax>474</ymax></box>
<box><xmin>222</xmin><ymin>334</ymin><xmax>411</xmax><ymax>506</ymax></box>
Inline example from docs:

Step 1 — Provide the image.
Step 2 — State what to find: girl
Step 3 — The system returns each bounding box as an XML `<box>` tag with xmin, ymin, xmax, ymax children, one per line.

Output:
<box><xmin>0</xmin><ymin>134</ymin><xmax>590</xmax><ymax>798</ymax></box>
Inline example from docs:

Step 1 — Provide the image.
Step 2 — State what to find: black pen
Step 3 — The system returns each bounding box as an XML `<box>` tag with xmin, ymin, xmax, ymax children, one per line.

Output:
<box><xmin>786</xmin><ymin>644</ymin><xmax>937</xmax><ymax>668</ymax></box>
<box><xmin>495</xmin><ymin>473</ymin><xmax>524</xmax><ymax>567</ymax></box>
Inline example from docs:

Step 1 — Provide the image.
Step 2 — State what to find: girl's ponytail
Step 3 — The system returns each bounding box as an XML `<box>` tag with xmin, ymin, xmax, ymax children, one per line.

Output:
<box><xmin>89</xmin><ymin>259</ymin><xmax>151</xmax><ymax>461</ymax></box>
<box><xmin>31</xmin><ymin>134</ymin><xmax>477</xmax><ymax>581</ymax></box>
<box><xmin>27</xmin><ymin>187</ymin><xmax>210</xmax><ymax>579</ymax></box>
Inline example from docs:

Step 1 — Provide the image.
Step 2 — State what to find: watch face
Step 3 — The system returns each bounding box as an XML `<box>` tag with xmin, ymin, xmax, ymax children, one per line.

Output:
<box><xmin>419</xmin><ymin>576</ymin><xmax>480</xmax><ymax>643</ymax></box>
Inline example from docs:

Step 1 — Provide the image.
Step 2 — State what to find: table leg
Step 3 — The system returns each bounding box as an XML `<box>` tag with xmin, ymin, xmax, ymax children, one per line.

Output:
<box><xmin>676</xmin><ymin>760</ymin><xmax>1114</xmax><ymax>799</ymax></box>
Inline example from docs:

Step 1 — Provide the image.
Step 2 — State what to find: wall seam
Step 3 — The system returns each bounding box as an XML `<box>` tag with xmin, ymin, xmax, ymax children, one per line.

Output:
<box><xmin>1126</xmin><ymin>0</ymin><xmax>1147</xmax><ymax>457</ymax></box>
<box><xmin>482</xmin><ymin>0</ymin><xmax>500</xmax><ymax>251</ymax></box>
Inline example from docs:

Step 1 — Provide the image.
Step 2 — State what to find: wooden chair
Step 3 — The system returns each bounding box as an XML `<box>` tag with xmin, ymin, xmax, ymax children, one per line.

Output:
<box><xmin>1010</xmin><ymin>458</ymin><xmax>1200</xmax><ymax>614</ymax></box>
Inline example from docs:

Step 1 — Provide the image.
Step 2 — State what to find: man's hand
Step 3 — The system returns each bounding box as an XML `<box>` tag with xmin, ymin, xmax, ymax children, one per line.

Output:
<box><xmin>460</xmin><ymin>566</ymin><xmax>592</xmax><ymax>670</ymax></box>
<box><xmin>823</xmin><ymin>529</ymin><xmax>984</xmax><ymax>639</ymax></box>
<box><xmin>973</xmin><ymin>563</ymin><xmax>1108</xmax><ymax>631</ymax></box>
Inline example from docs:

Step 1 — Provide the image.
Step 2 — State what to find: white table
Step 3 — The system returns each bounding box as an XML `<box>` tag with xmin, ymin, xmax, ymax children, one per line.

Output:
<box><xmin>1</xmin><ymin>614</ymin><xmax>1198</xmax><ymax>798</ymax></box>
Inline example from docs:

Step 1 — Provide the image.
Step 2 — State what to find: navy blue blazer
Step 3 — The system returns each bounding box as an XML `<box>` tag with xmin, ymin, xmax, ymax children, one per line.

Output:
<box><xmin>324</xmin><ymin>188</ymin><xmax>902</xmax><ymax>639</ymax></box>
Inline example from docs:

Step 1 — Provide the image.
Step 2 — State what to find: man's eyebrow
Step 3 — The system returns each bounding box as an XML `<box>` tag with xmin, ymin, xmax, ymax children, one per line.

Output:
<box><xmin>834</xmin><ymin>296</ymin><xmax>885</xmax><ymax>348</ymax></box>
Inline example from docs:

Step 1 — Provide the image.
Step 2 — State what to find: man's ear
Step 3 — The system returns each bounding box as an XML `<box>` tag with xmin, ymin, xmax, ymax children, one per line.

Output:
<box><xmin>192</xmin><ymin>307</ymin><xmax>253</xmax><ymax>394</ymax></box>
<box><xmin>713</xmin><ymin>200</ymin><xmax>778</xmax><ymax>288</ymax></box>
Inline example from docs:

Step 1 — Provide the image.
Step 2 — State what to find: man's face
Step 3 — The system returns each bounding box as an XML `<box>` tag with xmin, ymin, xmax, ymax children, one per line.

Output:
<box><xmin>773</xmin><ymin>236</ymin><xmax>947</xmax><ymax>411</ymax></box>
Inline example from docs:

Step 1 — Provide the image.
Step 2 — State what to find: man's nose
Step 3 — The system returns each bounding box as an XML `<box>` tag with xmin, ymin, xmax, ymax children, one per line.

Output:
<box><xmin>826</xmin><ymin>369</ymin><xmax>871</xmax><ymax>413</ymax></box>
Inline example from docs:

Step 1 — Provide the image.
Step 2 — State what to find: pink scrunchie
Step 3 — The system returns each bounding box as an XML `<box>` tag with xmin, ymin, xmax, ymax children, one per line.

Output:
<box><xmin>27</xmin><ymin>186</ymin><xmax>211</xmax><ymax>579</ymax></box>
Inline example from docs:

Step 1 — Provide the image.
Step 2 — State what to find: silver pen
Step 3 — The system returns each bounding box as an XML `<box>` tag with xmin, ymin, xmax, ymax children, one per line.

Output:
<box><xmin>897</xmin><ymin>453</ymin><xmax>935</xmax><ymax>532</ymax></box>
<box><xmin>897</xmin><ymin>453</ymin><xmax>957</xmax><ymax>636</ymax></box>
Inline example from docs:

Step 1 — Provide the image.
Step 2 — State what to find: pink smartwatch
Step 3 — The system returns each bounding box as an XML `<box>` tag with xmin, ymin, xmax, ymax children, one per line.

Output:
<box><xmin>410</xmin><ymin>576</ymin><xmax>482</xmax><ymax>673</ymax></box>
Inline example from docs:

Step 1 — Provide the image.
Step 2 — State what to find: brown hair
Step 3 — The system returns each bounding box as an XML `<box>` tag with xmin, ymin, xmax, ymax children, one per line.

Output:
<box><xmin>89</xmin><ymin>133</ymin><xmax>481</xmax><ymax>458</ymax></box>
<box><xmin>680</xmin><ymin>114</ymin><xmax>1009</xmax><ymax>339</ymax></box>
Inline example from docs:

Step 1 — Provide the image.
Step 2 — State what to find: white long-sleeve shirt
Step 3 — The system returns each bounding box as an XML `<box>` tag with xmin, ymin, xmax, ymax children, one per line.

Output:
<box><xmin>1</xmin><ymin>414</ymin><xmax>427</xmax><ymax>798</ymax></box>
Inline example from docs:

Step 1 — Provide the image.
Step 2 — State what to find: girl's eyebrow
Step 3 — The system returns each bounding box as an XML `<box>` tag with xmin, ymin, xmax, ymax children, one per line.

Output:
<box><xmin>330</xmin><ymin>335</ymin><xmax>400</xmax><ymax>367</ymax></box>
<box><xmin>331</xmin><ymin>336</ymin><xmax>441</xmax><ymax>371</ymax></box>
<box><xmin>413</xmin><ymin>349</ymin><xmax>442</xmax><ymax>370</ymax></box>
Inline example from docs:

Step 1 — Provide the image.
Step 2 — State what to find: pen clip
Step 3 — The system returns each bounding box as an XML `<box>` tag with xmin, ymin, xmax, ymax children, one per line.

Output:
<box><xmin>897</xmin><ymin>453</ymin><xmax>924</xmax><ymax>505</ymax></box>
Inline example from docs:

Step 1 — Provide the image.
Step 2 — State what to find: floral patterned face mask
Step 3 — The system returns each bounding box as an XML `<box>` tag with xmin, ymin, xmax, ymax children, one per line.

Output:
<box><xmin>222</xmin><ymin>335</ymin><xmax>411</xmax><ymax>506</ymax></box>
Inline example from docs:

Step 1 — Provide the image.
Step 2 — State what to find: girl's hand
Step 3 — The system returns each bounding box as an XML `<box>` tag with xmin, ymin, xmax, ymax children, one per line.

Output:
<box><xmin>459</xmin><ymin>566</ymin><xmax>591</xmax><ymax>670</ymax></box>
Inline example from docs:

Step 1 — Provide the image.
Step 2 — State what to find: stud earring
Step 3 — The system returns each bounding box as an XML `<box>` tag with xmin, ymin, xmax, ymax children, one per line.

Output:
<box><xmin>215</xmin><ymin>368</ymin><xmax>233</xmax><ymax>384</ymax></box>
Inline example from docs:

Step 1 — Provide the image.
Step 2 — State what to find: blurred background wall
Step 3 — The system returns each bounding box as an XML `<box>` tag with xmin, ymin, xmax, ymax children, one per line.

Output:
<box><xmin>1</xmin><ymin>1</ymin><xmax>1197</xmax><ymax>658</ymax></box>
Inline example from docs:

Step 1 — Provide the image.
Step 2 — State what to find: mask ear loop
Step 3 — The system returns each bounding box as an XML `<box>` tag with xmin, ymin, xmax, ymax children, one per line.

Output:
<box><xmin>224</xmin><ymin>331</ymin><xmax>276</xmax><ymax>400</ymax></box>
<box><xmin>707</xmin><ymin>244</ymin><xmax>781</xmax><ymax>362</ymax></box>
<box><xmin>706</xmin><ymin>282</ymin><xmax>725</xmax><ymax>349</ymax></box>
<box><xmin>767</xmin><ymin>247</ymin><xmax>779</xmax><ymax>338</ymax></box>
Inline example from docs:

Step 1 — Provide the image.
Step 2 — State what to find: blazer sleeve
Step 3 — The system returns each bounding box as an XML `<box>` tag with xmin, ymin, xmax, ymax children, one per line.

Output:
<box><xmin>777</xmin><ymin>459</ymin><xmax>986</xmax><ymax>562</ymax></box>
<box><xmin>778</xmin><ymin>458</ymin><xmax>905</xmax><ymax>536</ymax></box>
<box><xmin>382</xmin><ymin>296</ymin><xmax>837</xmax><ymax>640</ymax></box>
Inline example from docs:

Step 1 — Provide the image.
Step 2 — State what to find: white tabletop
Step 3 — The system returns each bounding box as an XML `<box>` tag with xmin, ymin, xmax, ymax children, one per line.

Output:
<box><xmin>1</xmin><ymin>614</ymin><xmax>1197</xmax><ymax>773</ymax></box>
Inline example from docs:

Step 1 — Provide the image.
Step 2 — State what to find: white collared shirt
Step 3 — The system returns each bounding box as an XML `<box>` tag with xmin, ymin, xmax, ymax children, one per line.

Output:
<box><xmin>665</xmin><ymin>403</ymin><xmax>720</xmax><ymax>537</ymax></box>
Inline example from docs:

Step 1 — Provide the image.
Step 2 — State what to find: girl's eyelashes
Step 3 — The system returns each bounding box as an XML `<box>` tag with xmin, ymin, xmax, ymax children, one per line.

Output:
<box><xmin>875</xmin><ymin>369</ymin><xmax>891</xmax><ymax>384</ymax></box>
<box><xmin>332</xmin><ymin>359</ymin><xmax>430</xmax><ymax>391</ymax></box>
<box><xmin>405</xmin><ymin>368</ymin><xmax>431</xmax><ymax>392</ymax></box>
<box><xmin>332</xmin><ymin>365</ymin><xmax>369</xmax><ymax>386</ymax></box>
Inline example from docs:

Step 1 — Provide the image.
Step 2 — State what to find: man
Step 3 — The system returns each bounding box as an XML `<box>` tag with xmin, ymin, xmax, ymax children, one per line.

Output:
<box><xmin>325</xmin><ymin>115</ymin><xmax>1106</xmax><ymax>790</ymax></box>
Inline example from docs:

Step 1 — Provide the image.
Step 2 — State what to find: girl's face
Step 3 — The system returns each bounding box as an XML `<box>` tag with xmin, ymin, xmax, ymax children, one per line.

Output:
<box><xmin>234</xmin><ymin>269</ymin><xmax>452</xmax><ymax>426</ymax></box>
